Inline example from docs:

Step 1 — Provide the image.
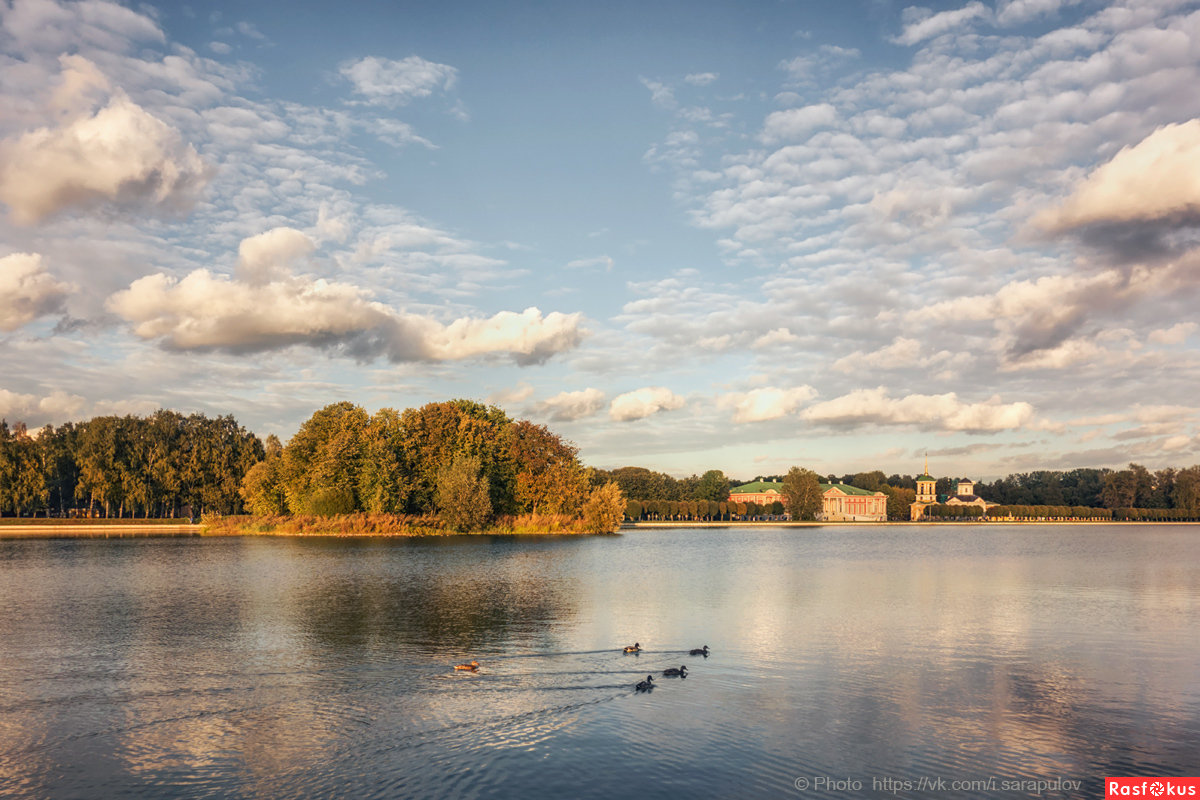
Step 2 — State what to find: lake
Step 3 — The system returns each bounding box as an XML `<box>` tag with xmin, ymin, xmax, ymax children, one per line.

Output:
<box><xmin>1</xmin><ymin>525</ymin><xmax>1197</xmax><ymax>798</ymax></box>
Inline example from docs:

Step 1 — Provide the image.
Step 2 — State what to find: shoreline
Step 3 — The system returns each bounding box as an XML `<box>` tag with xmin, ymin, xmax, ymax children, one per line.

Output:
<box><xmin>3</xmin><ymin>519</ymin><xmax>1198</xmax><ymax>539</ymax></box>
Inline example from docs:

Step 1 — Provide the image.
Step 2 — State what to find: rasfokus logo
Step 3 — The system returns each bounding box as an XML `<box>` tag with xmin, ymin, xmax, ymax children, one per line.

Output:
<box><xmin>1107</xmin><ymin>778</ymin><xmax>1200</xmax><ymax>797</ymax></box>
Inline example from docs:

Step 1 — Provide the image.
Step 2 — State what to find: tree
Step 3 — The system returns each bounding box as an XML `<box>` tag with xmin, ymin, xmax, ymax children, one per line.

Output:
<box><xmin>694</xmin><ymin>469</ymin><xmax>731</xmax><ymax>502</ymax></box>
<box><xmin>782</xmin><ymin>467</ymin><xmax>822</xmax><ymax>520</ymax></box>
<box><xmin>506</xmin><ymin>420</ymin><xmax>587</xmax><ymax>515</ymax></box>
<box><xmin>435</xmin><ymin>454</ymin><xmax>492</xmax><ymax>532</ymax></box>
<box><xmin>581</xmin><ymin>482</ymin><xmax>626</xmax><ymax>533</ymax></box>
<box><xmin>1101</xmin><ymin>468</ymin><xmax>1137</xmax><ymax>509</ymax></box>
<box><xmin>881</xmin><ymin>484</ymin><xmax>916</xmax><ymax>520</ymax></box>
<box><xmin>849</xmin><ymin>471</ymin><xmax>886</xmax><ymax>492</ymax></box>
<box><xmin>281</xmin><ymin>402</ymin><xmax>370</xmax><ymax>515</ymax></box>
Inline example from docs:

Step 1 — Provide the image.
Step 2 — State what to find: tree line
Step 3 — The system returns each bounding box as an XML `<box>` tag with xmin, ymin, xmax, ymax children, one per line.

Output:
<box><xmin>0</xmin><ymin>412</ymin><xmax>263</xmax><ymax>518</ymax></box>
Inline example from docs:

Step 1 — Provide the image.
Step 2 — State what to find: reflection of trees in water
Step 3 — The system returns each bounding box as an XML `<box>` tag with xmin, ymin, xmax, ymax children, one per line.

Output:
<box><xmin>285</xmin><ymin>537</ymin><xmax>578</xmax><ymax>654</ymax></box>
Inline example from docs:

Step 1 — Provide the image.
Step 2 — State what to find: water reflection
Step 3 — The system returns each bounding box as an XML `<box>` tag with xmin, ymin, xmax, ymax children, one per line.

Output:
<box><xmin>0</xmin><ymin>528</ymin><xmax>1197</xmax><ymax>798</ymax></box>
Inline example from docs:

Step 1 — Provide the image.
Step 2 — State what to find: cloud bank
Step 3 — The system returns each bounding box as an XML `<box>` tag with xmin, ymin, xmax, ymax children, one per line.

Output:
<box><xmin>106</xmin><ymin>229</ymin><xmax>583</xmax><ymax>365</ymax></box>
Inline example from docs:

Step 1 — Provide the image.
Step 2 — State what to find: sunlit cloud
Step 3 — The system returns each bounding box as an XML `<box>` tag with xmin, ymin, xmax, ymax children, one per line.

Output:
<box><xmin>0</xmin><ymin>252</ymin><xmax>75</xmax><ymax>331</ymax></box>
<box><xmin>719</xmin><ymin>386</ymin><xmax>817</xmax><ymax>423</ymax></box>
<box><xmin>0</xmin><ymin>55</ymin><xmax>210</xmax><ymax>224</ymax></box>
<box><xmin>801</xmin><ymin>387</ymin><xmax>1035</xmax><ymax>432</ymax></box>
<box><xmin>539</xmin><ymin>388</ymin><xmax>607</xmax><ymax>422</ymax></box>
<box><xmin>609</xmin><ymin>387</ymin><xmax>685</xmax><ymax>422</ymax></box>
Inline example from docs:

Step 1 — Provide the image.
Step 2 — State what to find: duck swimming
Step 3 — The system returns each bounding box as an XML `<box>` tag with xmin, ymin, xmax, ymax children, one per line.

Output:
<box><xmin>623</xmin><ymin>643</ymin><xmax>641</xmax><ymax>653</ymax></box>
<box><xmin>689</xmin><ymin>645</ymin><xmax>710</xmax><ymax>656</ymax></box>
<box><xmin>635</xmin><ymin>675</ymin><xmax>655</xmax><ymax>692</ymax></box>
<box><xmin>454</xmin><ymin>660</ymin><xmax>480</xmax><ymax>671</ymax></box>
<box><xmin>663</xmin><ymin>665</ymin><xmax>688</xmax><ymax>677</ymax></box>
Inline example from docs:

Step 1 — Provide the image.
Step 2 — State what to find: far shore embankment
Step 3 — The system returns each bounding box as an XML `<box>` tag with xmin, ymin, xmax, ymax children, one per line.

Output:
<box><xmin>0</xmin><ymin>523</ymin><xmax>202</xmax><ymax>539</ymax></box>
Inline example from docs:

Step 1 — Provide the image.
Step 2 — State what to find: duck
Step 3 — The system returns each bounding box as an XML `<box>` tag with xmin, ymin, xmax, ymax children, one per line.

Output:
<box><xmin>622</xmin><ymin>642</ymin><xmax>641</xmax><ymax>653</ymax></box>
<box><xmin>635</xmin><ymin>675</ymin><xmax>654</xmax><ymax>692</ymax></box>
<box><xmin>663</xmin><ymin>665</ymin><xmax>688</xmax><ymax>677</ymax></box>
<box><xmin>689</xmin><ymin>645</ymin><xmax>710</xmax><ymax>656</ymax></box>
<box><xmin>454</xmin><ymin>660</ymin><xmax>480</xmax><ymax>671</ymax></box>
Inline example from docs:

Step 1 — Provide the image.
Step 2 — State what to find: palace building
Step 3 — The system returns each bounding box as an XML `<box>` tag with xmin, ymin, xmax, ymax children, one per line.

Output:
<box><xmin>728</xmin><ymin>480</ymin><xmax>887</xmax><ymax>522</ymax></box>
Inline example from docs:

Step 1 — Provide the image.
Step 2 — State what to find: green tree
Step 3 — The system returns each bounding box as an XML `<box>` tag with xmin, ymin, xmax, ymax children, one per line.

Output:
<box><xmin>782</xmin><ymin>466</ymin><xmax>822</xmax><ymax>520</ymax></box>
<box><xmin>1101</xmin><ymin>468</ymin><xmax>1137</xmax><ymax>509</ymax></box>
<box><xmin>849</xmin><ymin>471</ymin><xmax>887</xmax><ymax>491</ymax></box>
<box><xmin>694</xmin><ymin>469</ymin><xmax>731</xmax><ymax>502</ymax></box>
<box><xmin>881</xmin><ymin>484</ymin><xmax>916</xmax><ymax>520</ymax></box>
<box><xmin>1174</xmin><ymin>465</ymin><xmax>1200</xmax><ymax>513</ymax></box>
<box><xmin>282</xmin><ymin>402</ymin><xmax>370</xmax><ymax>515</ymax></box>
<box><xmin>435</xmin><ymin>454</ymin><xmax>492</xmax><ymax>532</ymax></box>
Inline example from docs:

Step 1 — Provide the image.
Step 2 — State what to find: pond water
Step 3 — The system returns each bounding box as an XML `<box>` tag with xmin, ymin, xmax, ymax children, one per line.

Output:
<box><xmin>1</xmin><ymin>525</ymin><xmax>1198</xmax><ymax>798</ymax></box>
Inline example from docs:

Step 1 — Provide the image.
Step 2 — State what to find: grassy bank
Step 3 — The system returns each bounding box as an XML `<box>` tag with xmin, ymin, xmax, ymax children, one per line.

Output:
<box><xmin>200</xmin><ymin>512</ymin><xmax>606</xmax><ymax>537</ymax></box>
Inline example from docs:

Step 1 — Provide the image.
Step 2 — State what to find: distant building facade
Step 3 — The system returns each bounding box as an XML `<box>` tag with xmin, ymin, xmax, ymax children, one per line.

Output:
<box><xmin>728</xmin><ymin>480</ymin><xmax>886</xmax><ymax>522</ymax></box>
<box><xmin>728</xmin><ymin>480</ymin><xmax>787</xmax><ymax>507</ymax></box>
<box><xmin>818</xmin><ymin>483</ymin><xmax>887</xmax><ymax>522</ymax></box>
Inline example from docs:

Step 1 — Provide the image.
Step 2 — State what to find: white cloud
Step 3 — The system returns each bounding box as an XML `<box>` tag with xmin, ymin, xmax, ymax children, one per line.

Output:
<box><xmin>236</xmin><ymin>227</ymin><xmax>315</xmax><ymax>284</ymax></box>
<box><xmin>720</xmin><ymin>386</ymin><xmax>817</xmax><ymax>423</ymax></box>
<box><xmin>639</xmin><ymin>76</ymin><xmax>676</xmax><ymax>108</ymax></box>
<box><xmin>0</xmin><ymin>388</ymin><xmax>86</xmax><ymax>425</ymax></box>
<box><xmin>752</xmin><ymin>327</ymin><xmax>799</xmax><ymax>348</ymax></box>
<box><xmin>801</xmin><ymin>387</ymin><xmax>1035</xmax><ymax>432</ymax></box>
<box><xmin>609</xmin><ymin>387</ymin><xmax>685</xmax><ymax>422</ymax></box>
<box><xmin>539</xmin><ymin>388</ymin><xmax>606</xmax><ymax>421</ymax></box>
<box><xmin>833</xmin><ymin>337</ymin><xmax>925</xmax><ymax>372</ymax></box>
<box><xmin>760</xmin><ymin>103</ymin><xmax>838</xmax><ymax>143</ymax></box>
<box><xmin>106</xmin><ymin>232</ymin><xmax>583</xmax><ymax>365</ymax></box>
<box><xmin>1034</xmin><ymin>120</ymin><xmax>1200</xmax><ymax>232</ymax></box>
<box><xmin>996</xmin><ymin>0</ymin><xmax>1079</xmax><ymax>27</ymax></box>
<box><xmin>0</xmin><ymin>56</ymin><xmax>210</xmax><ymax>224</ymax></box>
<box><xmin>566</xmin><ymin>255</ymin><xmax>614</xmax><ymax>271</ymax></box>
<box><xmin>0</xmin><ymin>252</ymin><xmax>75</xmax><ymax>331</ymax></box>
<box><xmin>893</xmin><ymin>2</ymin><xmax>991</xmax><ymax>46</ymax></box>
<box><xmin>1149</xmin><ymin>322</ymin><xmax>1197</xmax><ymax>345</ymax></box>
<box><xmin>339</xmin><ymin>55</ymin><xmax>458</xmax><ymax>106</ymax></box>
<box><xmin>487</xmin><ymin>382</ymin><xmax>534</xmax><ymax>407</ymax></box>
<box><xmin>684</xmin><ymin>72</ymin><xmax>718</xmax><ymax>86</ymax></box>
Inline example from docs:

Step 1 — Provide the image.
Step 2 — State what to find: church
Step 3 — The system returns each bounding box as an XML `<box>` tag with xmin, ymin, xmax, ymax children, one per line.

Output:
<box><xmin>909</xmin><ymin>460</ymin><xmax>997</xmax><ymax>520</ymax></box>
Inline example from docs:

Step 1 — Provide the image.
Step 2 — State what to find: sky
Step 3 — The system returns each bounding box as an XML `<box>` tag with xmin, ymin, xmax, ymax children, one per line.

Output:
<box><xmin>2</xmin><ymin>0</ymin><xmax>1200</xmax><ymax>481</ymax></box>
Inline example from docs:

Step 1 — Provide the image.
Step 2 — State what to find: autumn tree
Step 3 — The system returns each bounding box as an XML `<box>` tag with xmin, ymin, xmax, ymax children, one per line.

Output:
<box><xmin>581</xmin><ymin>481</ymin><xmax>626</xmax><ymax>533</ymax></box>
<box><xmin>506</xmin><ymin>420</ymin><xmax>587</xmax><ymax>515</ymax></box>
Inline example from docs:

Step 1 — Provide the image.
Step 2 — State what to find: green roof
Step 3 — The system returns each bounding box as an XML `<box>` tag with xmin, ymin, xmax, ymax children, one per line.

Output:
<box><xmin>819</xmin><ymin>482</ymin><xmax>883</xmax><ymax>496</ymax></box>
<box><xmin>730</xmin><ymin>481</ymin><xmax>785</xmax><ymax>493</ymax></box>
<box><xmin>917</xmin><ymin>474</ymin><xmax>935</xmax><ymax>482</ymax></box>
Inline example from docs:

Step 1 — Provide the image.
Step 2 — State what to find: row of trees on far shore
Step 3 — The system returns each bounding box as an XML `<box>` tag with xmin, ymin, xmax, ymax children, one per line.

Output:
<box><xmin>0</xmin><ymin>413</ymin><xmax>262</xmax><ymax>518</ymax></box>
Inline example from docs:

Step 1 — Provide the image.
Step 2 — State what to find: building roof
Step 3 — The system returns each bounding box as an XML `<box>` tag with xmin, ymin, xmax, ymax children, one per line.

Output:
<box><xmin>819</xmin><ymin>482</ymin><xmax>883</xmax><ymax>496</ymax></box>
<box><xmin>916</xmin><ymin>473</ymin><xmax>935</xmax><ymax>482</ymax></box>
<box><xmin>730</xmin><ymin>481</ymin><xmax>785</xmax><ymax>494</ymax></box>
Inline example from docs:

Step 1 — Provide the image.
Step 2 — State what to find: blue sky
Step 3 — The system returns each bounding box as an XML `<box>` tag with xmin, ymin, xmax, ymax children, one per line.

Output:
<box><xmin>3</xmin><ymin>0</ymin><xmax>1200</xmax><ymax>481</ymax></box>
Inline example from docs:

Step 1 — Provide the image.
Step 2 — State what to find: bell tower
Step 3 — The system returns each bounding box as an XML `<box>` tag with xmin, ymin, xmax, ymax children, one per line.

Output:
<box><xmin>916</xmin><ymin>454</ymin><xmax>936</xmax><ymax>503</ymax></box>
